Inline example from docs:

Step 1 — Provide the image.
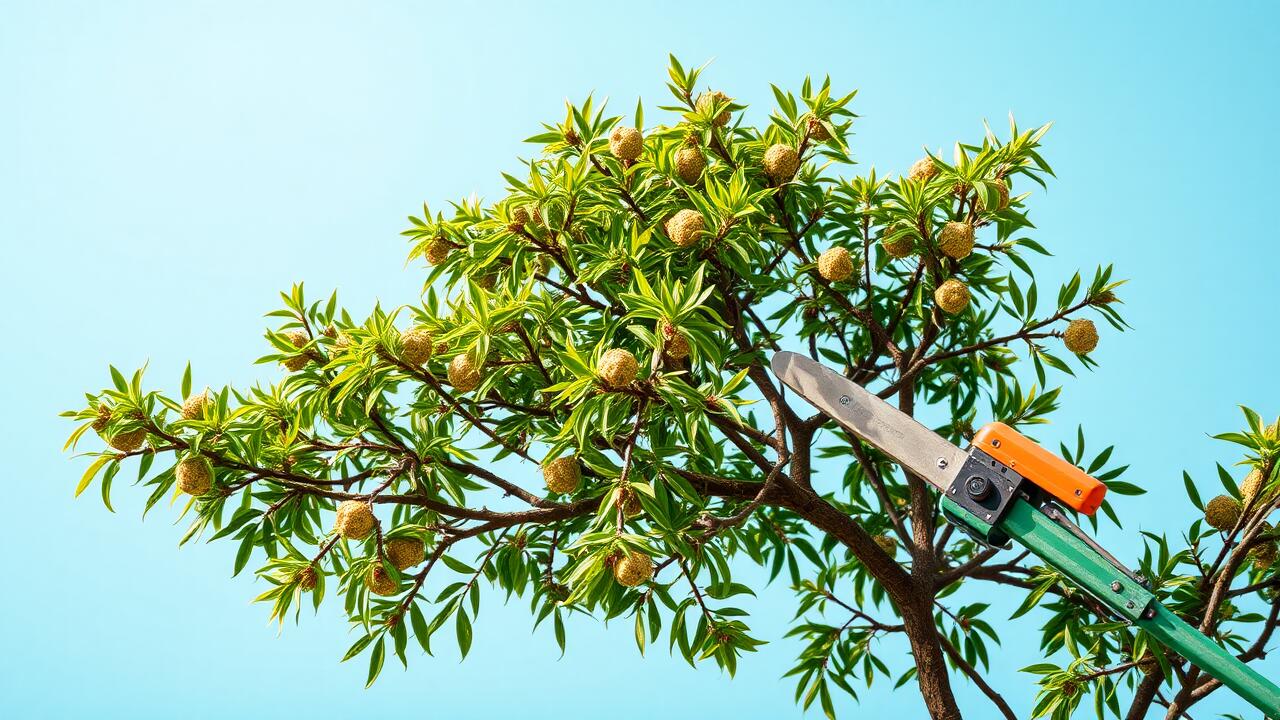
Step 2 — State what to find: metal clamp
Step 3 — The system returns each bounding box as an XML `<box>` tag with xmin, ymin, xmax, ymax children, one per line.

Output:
<box><xmin>944</xmin><ymin>448</ymin><xmax>1026</xmax><ymax>537</ymax></box>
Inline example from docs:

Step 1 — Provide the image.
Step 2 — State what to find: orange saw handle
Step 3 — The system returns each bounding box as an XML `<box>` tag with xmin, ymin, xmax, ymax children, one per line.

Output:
<box><xmin>972</xmin><ymin>422</ymin><xmax>1107</xmax><ymax>515</ymax></box>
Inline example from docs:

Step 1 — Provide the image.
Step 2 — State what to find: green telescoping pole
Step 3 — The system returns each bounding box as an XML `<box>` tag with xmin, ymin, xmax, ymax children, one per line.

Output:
<box><xmin>941</xmin><ymin>497</ymin><xmax>1280</xmax><ymax>716</ymax></box>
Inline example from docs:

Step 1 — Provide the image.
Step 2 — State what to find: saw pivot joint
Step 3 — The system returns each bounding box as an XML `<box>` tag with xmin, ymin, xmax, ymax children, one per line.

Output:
<box><xmin>942</xmin><ymin>448</ymin><xmax>1027</xmax><ymax>547</ymax></box>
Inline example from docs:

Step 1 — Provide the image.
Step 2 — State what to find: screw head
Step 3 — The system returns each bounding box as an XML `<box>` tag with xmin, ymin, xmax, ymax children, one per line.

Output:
<box><xmin>936</xmin><ymin>458</ymin><xmax>949</xmax><ymax>470</ymax></box>
<box><xmin>839</xmin><ymin>395</ymin><xmax>850</xmax><ymax>406</ymax></box>
<box><xmin>1110</xmin><ymin>581</ymin><xmax>1123</xmax><ymax>593</ymax></box>
<box><xmin>965</xmin><ymin>475</ymin><xmax>992</xmax><ymax>501</ymax></box>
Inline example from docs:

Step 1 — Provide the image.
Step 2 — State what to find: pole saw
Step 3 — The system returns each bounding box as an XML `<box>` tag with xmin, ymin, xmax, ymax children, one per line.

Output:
<box><xmin>770</xmin><ymin>351</ymin><xmax>1280</xmax><ymax>716</ymax></box>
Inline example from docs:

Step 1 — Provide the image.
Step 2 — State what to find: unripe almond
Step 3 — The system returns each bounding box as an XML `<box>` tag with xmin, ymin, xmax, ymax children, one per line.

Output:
<box><xmin>817</xmin><ymin>247</ymin><xmax>855</xmax><ymax>282</ymax></box>
<box><xmin>908</xmin><ymin>156</ymin><xmax>938</xmax><ymax>182</ymax></box>
<box><xmin>1204</xmin><ymin>495</ymin><xmax>1242</xmax><ymax>531</ymax></box>
<box><xmin>282</xmin><ymin>330</ymin><xmax>311</xmax><ymax>372</ymax></box>
<box><xmin>666</xmin><ymin>209</ymin><xmax>704</xmax><ymax>248</ymax></box>
<box><xmin>175</xmin><ymin>457</ymin><xmax>213</xmax><ymax>496</ymax></box>
<box><xmin>335</xmin><ymin>501</ymin><xmax>375</xmax><ymax>540</ymax></box>
<box><xmin>934</xmin><ymin>279</ymin><xmax>970</xmax><ymax>315</ymax></box>
<box><xmin>609</xmin><ymin>126</ymin><xmax>643</xmax><ymax>162</ymax></box>
<box><xmin>763</xmin><ymin>144</ymin><xmax>800</xmax><ymax>182</ymax></box>
<box><xmin>385</xmin><ymin>537</ymin><xmax>426</xmax><ymax>571</ymax></box>
<box><xmin>613</xmin><ymin>551</ymin><xmax>654</xmax><ymax>587</ymax></box>
<box><xmin>543</xmin><ymin>456</ymin><xmax>582</xmax><ymax>494</ymax></box>
<box><xmin>937</xmin><ymin>221</ymin><xmax>975</xmax><ymax>259</ymax></box>
<box><xmin>447</xmin><ymin>354</ymin><xmax>482</xmax><ymax>393</ymax></box>
<box><xmin>696</xmin><ymin>91</ymin><xmax>732</xmax><ymax>127</ymax></box>
<box><xmin>366</xmin><ymin>565</ymin><xmax>399</xmax><ymax>596</ymax></box>
<box><xmin>661</xmin><ymin>322</ymin><xmax>690</xmax><ymax>360</ymax></box>
<box><xmin>881</xmin><ymin>225</ymin><xmax>915</xmax><ymax>258</ymax></box>
<box><xmin>598</xmin><ymin>348</ymin><xmax>639</xmax><ymax>387</ymax></box>
<box><xmin>400</xmin><ymin>327</ymin><xmax>433</xmax><ymax>366</ymax></box>
<box><xmin>615</xmin><ymin>487</ymin><xmax>643</xmax><ymax>518</ymax></box>
<box><xmin>1241</xmin><ymin>468</ymin><xmax>1277</xmax><ymax>506</ymax></box>
<box><xmin>979</xmin><ymin>178</ymin><xmax>1010</xmax><ymax>210</ymax></box>
<box><xmin>107</xmin><ymin>427</ymin><xmax>147</xmax><ymax>452</ymax></box>
<box><xmin>674</xmin><ymin>147</ymin><xmax>705</xmax><ymax>184</ymax></box>
<box><xmin>181</xmin><ymin>391</ymin><xmax>209</xmax><ymax>420</ymax></box>
<box><xmin>295</xmin><ymin>566</ymin><xmax>318</xmax><ymax>591</ymax></box>
<box><xmin>1251</xmin><ymin>536</ymin><xmax>1277</xmax><ymax>569</ymax></box>
<box><xmin>92</xmin><ymin>404</ymin><xmax>112</xmax><ymax>432</ymax></box>
<box><xmin>1063</xmin><ymin>319</ymin><xmax>1098</xmax><ymax>355</ymax></box>
<box><xmin>425</xmin><ymin>237</ymin><xmax>450</xmax><ymax>266</ymax></box>
<box><xmin>807</xmin><ymin>116</ymin><xmax>831</xmax><ymax>141</ymax></box>
<box><xmin>619</xmin><ymin>486</ymin><xmax>640</xmax><ymax>515</ymax></box>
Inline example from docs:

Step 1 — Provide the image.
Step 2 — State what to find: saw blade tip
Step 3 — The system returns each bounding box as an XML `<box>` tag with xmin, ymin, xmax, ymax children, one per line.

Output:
<box><xmin>769</xmin><ymin>350</ymin><xmax>802</xmax><ymax>378</ymax></box>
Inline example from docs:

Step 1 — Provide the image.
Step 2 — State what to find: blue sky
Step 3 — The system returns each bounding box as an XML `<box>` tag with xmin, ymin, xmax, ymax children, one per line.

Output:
<box><xmin>2</xmin><ymin>1</ymin><xmax>1278</xmax><ymax>717</ymax></box>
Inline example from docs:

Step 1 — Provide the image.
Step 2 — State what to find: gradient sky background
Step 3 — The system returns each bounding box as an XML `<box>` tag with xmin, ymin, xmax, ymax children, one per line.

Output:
<box><xmin>3</xmin><ymin>1</ymin><xmax>1278</xmax><ymax>718</ymax></box>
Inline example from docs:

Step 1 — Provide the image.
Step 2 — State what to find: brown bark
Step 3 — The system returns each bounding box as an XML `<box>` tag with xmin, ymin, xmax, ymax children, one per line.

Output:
<box><xmin>786</xmin><ymin>482</ymin><xmax>963</xmax><ymax>720</ymax></box>
<box><xmin>1125</xmin><ymin>670</ymin><xmax>1162</xmax><ymax>720</ymax></box>
<box><xmin>901</xmin><ymin>597</ymin><xmax>965</xmax><ymax>720</ymax></box>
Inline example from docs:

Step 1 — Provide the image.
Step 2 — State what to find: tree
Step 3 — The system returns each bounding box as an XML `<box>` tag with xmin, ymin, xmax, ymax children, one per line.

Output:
<box><xmin>63</xmin><ymin>57</ymin><xmax>1280</xmax><ymax>719</ymax></box>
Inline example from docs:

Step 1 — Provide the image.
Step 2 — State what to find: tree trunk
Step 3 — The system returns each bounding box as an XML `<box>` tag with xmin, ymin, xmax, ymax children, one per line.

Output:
<box><xmin>900</xmin><ymin>588</ymin><xmax>964</xmax><ymax>720</ymax></box>
<box><xmin>1125</xmin><ymin>671</ymin><xmax>1161</xmax><ymax>719</ymax></box>
<box><xmin>787</xmin><ymin>483</ymin><xmax>963</xmax><ymax>719</ymax></box>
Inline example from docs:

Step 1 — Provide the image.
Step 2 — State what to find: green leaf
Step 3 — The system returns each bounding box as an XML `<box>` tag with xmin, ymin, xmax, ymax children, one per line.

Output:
<box><xmin>634</xmin><ymin>608</ymin><xmax>646</xmax><ymax>655</ymax></box>
<box><xmin>1009</xmin><ymin>580</ymin><xmax>1053</xmax><ymax>619</ymax></box>
<box><xmin>1104</xmin><ymin>479</ymin><xmax>1144</xmax><ymax>496</ymax></box>
<box><xmin>1183</xmin><ymin>471</ymin><xmax>1203</xmax><ymax>510</ymax></box>
<box><xmin>76</xmin><ymin>456</ymin><xmax>111</xmax><ymax>498</ymax></box>
<box><xmin>109</xmin><ymin>365</ymin><xmax>128</xmax><ymax>393</ymax></box>
<box><xmin>366</xmin><ymin>636</ymin><xmax>385</xmax><ymax>687</ymax></box>
<box><xmin>456</xmin><ymin>609</ymin><xmax>473</xmax><ymax>659</ymax></box>
<box><xmin>410</xmin><ymin>601</ymin><xmax>432</xmax><ymax>655</ymax></box>
<box><xmin>392</xmin><ymin>616</ymin><xmax>409</xmax><ymax>668</ymax></box>
<box><xmin>554</xmin><ymin>609</ymin><xmax>566</xmax><ymax>656</ymax></box>
<box><xmin>1218</xmin><ymin>463</ymin><xmax>1240</xmax><ymax>499</ymax></box>
<box><xmin>341</xmin><ymin>634</ymin><xmax>372</xmax><ymax>662</ymax></box>
<box><xmin>100</xmin><ymin>461</ymin><xmax>119</xmax><ymax>512</ymax></box>
<box><xmin>233</xmin><ymin>529</ymin><xmax>256</xmax><ymax>577</ymax></box>
<box><xmin>442</xmin><ymin>555</ymin><xmax>476</xmax><ymax>575</ymax></box>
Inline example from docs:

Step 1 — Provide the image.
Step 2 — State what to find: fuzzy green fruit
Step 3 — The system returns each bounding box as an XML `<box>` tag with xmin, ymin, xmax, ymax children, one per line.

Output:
<box><xmin>1063</xmin><ymin>319</ymin><xmax>1099</xmax><ymax>355</ymax></box>
<box><xmin>175</xmin><ymin>457</ymin><xmax>213</xmax><ymax>496</ymax></box>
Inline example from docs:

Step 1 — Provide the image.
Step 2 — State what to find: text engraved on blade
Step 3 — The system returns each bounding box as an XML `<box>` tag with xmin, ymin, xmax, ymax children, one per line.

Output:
<box><xmin>847</xmin><ymin>402</ymin><xmax>904</xmax><ymax>441</ymax></box>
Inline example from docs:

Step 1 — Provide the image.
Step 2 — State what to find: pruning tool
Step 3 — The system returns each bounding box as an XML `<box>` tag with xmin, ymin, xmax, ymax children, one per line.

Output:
<box><xmin>770</xmin><ymin>351</ymin><xmax>1280</xmax><ymax>716</ymax></box>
